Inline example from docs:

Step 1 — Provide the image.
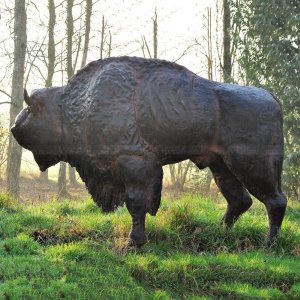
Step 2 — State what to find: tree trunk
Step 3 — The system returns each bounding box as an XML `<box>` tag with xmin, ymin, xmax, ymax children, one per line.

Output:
<box><xmin>66</xmin><ymin>0</ymin><xmax>74</xmax><ymax>79</ymax></box>
<box><xmin>66</xmin><ymin>0</ymin><xmax>78</xmax><ymax>187</ymax></box>
<box><xmin>58</xmin><ymin>0</ymin><xmax>75</xmax><ymax>194</ymax></box>
<box><xmin>40</xmin><ymin>0</ymin><xmax>56</xmax><ymax>183</ymax></box>
<box><xmin>68</xmin><ymin>168</ymin><xmax>77</xmax><ymax>186</ymax></box>
<box><xmin>207</xmin><ymin>7</ymin><xmax>213</xmax><ymax>80</ymax></box>
<box><xmin>168</xmin><ymin>161</ymin><xmax>192</xmax><ymax>192</ymax></box>
<box><xmin>39</xmin><ymin>170</ymin><xmax>49</xmax><ymax>182</ymax></box>
<box><xmin>223</xmin><ymin>0</ymin><xmax>231</xmax><ymax>82</ymax></box>
<box><xmin>108</xmin><ymin>31</ymin><xmax>112</xmax><ymax>57</ymax></box>
<box><xmin>58</xmin><ymin>162</ymin><xmax>69</xmax><ymax>198</ymax></box>
<box><xmin>100</xmin><ymin>15</ymin><xmax>105</xmax><ymax>59</ymax></box>
<box><xmin>205</xmin><ymin>169</ymin><xmax>213</xmax><ymax>193</ymax></box>
<box><xmin>153</xmin><ymin>8</ymin><xmax>158</xmax><ymax>59</ymax></box>
<box><xmin>66</xmin><ymin>0</ymin><xmax>93</xmax><ymax>188</ymax></box>
<box><xmin>68</xmin><ymin>0</ymin><xmax>77</xmax><ymax>187</ymax></box>
<box><xmin>6</xmin><ymin>0</ymin><xmax>27</xmax><ymax>199</ymax></box>
<box><xmin>81</xmin><ymin>0</ymin><xmax>92</xmax><ymax>68</ymax></box>
<box><xmin>46</xmin><ymin>0</ymin><xmax>56</xmax><ymax>87</ymax></box>
<box><xmin>68</xmin><ymin>164</ymin><xmax>78</xmax><ymax>186</ymax></box>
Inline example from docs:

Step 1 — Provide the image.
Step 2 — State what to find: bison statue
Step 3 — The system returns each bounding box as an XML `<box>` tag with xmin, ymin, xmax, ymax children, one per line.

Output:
<box><xmin>11</xmin><ymin>56</ymin><xmax>286</xmax><ymax>247</ymax></box>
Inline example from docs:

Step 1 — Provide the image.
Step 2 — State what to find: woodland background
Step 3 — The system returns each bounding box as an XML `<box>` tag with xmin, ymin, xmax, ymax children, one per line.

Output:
<box><xmin>0</xmin><ymin>0</ymin><xmax>299</xmax><ymax>201</ymax></box>
<box><xmin>0</xmin><ymin>1</ymin><xmax>300</xmax><ymax>299</ymax></box>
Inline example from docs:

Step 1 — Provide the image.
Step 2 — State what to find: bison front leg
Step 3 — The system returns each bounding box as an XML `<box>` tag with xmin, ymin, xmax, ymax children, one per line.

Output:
<box><xmin>125</xmin><ymin>188</ymin><xmax>148</xmax><ymax>247</ymax></box>
<box><xmin>115</xmin><ymin>155</ymin><xmax>163</xmax><ymax>247</ymax></box>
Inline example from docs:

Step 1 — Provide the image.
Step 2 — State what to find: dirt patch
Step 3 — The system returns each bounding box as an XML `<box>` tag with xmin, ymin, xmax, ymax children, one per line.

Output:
<box><xmin>0</xmin><ymin>176</ymin><xmax>205</xmax><ymax>205</ymax></box>
<box><xmin>0</xmin><ymin>176</ymin><xmax>89</xmax><ymax>204</ymax></box>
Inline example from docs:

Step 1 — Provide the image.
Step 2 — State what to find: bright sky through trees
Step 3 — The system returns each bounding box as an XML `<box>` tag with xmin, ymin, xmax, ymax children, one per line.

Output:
<box><xmin>0</xmin><ymin>0</ymin><xmax>217</xmax><ymax>94</ymax></box>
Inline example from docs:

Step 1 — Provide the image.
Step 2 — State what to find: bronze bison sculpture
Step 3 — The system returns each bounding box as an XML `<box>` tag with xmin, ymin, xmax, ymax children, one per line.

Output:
<box><xmin>11</xmin><ymin>56</ymin><xmax>286</xmax><ymax>246</ymax></box>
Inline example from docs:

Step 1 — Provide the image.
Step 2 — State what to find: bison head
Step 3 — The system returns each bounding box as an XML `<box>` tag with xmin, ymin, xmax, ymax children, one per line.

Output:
<box><xmin>11</xmin><ymin>87</ymin><xmax>64</xmax><ymax>171</ymax></box>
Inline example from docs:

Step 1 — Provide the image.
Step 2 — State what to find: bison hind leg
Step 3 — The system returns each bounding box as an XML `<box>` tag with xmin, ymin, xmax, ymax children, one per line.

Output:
<box><xmin>207</xmin><ymin>157</ymin><xmax>253</xmax><ymax>227</ymax></box>
<box><xmin>265</xmin><ymin>192</ymin><xmax>287</xmax><ymax>246</ymax></box>
<box><xmin>218</xmin><ymin>151</ymin><xmax>287</xmax><ymax>246</ymax></box>
<box><xmin>246</xmin><ymin>187</ymin><xmax>286</xmax><ymax>247</ymax></box>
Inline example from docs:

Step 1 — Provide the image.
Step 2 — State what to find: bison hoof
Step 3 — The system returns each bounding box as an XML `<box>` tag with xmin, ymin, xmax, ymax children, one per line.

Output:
<box><xmin>266</xmin><ymin>226</ymin><xmax>281</xmax><ymax>248</ymax></box>
<box><xmin>266</xmin><ymin>235</ymin><xmax>278</xmax><ymax>248</ymax></box>
<box><xmin>129</xmin><ymin>232</ymin><xmax>147</xmax><ymax>248</ymax></box>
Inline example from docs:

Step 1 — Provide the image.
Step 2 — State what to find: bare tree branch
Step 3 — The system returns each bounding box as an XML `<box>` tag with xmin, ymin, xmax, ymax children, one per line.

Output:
<box><xmin>24</xmin><ymin>31</ymin><xmax>48</xmax><ymax>86</ymax></box>
<box><xmin>0</xmin><ymin>89</ymin><xmax>12</xmax><ymax>99</ymax></box>
<box><xmin>142</xmin><ymin>35</ymin><xmax>152</xmax><ymax>58</ymax></box>
<box><xmin>173</xmin><ymin>45</ymin><xmax>194</xmax><ymax>63</ymax></box>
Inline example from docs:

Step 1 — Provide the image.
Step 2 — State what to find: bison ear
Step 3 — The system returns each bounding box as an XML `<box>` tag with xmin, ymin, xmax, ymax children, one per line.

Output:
<box><xmin>24</xmin><ymin>88</ymin><xmax>32</xmax><ymax>106</ymax></box>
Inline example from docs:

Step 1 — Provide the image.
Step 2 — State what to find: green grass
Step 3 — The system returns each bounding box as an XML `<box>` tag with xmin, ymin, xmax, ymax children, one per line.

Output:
<box><xmin>0</xmin><ymin>194</ymin><xmax>300</xmax><ymax>299</ymax></box>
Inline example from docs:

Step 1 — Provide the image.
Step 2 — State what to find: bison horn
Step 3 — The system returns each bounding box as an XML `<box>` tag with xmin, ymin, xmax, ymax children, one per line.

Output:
<box><xmin>24</xmin><ymin>88</ymin><xmax>32</xmax><ymax>106</ymax></box>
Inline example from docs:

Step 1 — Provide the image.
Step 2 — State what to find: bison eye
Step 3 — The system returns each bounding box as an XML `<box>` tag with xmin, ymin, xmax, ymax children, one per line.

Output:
<box><xmin>27</xmin><ymin>106</ymin><xmax>36</xmax><ymax>115</ymax></box>
<box><xmin>27</xmin><ymin>103</ymin><xmax>42</xmax><ymax>116</ymax></box>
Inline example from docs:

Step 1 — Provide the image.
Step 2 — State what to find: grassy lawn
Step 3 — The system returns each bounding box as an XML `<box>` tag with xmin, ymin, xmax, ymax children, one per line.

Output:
<box><xmin>0</xmin><ymin>193</ymin><xmax>300</xmax><ymax>299</ymax></box>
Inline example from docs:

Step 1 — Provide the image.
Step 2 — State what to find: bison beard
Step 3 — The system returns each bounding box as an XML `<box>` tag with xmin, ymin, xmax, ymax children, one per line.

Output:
<box><xmin>11</xmin><ymin>56</ymin><xmax>287</xmax><ymax>247</ymax></box>
<box><xmin>33</xmin><ymin>154</ymin><xmax>61</xmax><ymax>172</ymax></box>
<box><xmin>74</xmin><ymin>158</ymin><xmax>126</xmax><ymax>213</ymax></box>
<box><xmin>86</xmin><ymin>180</ymin><xmax>125</xmax><ymax>213</ymax></box>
